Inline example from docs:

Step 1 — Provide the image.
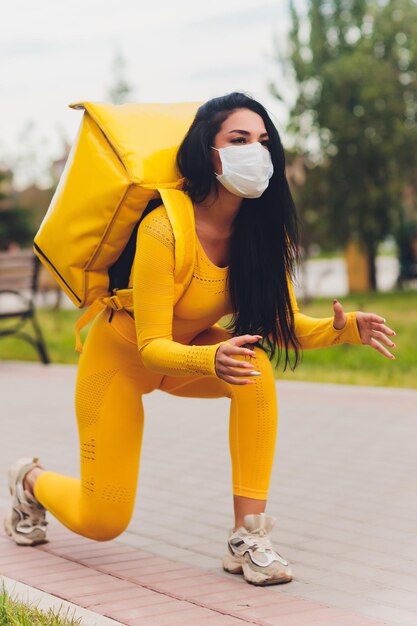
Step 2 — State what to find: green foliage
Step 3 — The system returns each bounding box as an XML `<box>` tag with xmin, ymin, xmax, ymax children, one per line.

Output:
<box><xmin>0</xmin><ymin>582</ymin><xmax>83</xmax><ymax>625</ymax></box>
<box><xmin>0</xmin><ymin>169</ymin><xmax>37</xmax><ymax>250</ymax></box>
<box><xmin>105</xmin><ymin>51</ymin><xmax>134</xmax><ymax>104</ymax></box>
<box><xmin>278</xmin><ymin>0</ymin><xmax>417</xmax><ymax>284</ymax></box>
<box><xmin>0</xmin><ymin>208</ymin><xmax>35</xmax><ymax>250</ymax></box>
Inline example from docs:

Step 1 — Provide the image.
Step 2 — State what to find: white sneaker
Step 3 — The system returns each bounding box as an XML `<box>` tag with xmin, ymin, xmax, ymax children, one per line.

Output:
<box><xmin>4</xmin><ymin>457</ymin><xmax>48</xmax><ymax>546</ymax></box>
<box><xmin>223</xmin><ymin>512</ymin><xmax>292</xmax><ymax>585</ymax></box>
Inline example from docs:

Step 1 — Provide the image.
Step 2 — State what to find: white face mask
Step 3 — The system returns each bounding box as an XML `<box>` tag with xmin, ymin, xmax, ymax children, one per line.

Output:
<box><xmin>212</xmin><ymin>142</ymin><xmax>274</xmax><ymax>198</ymax></box>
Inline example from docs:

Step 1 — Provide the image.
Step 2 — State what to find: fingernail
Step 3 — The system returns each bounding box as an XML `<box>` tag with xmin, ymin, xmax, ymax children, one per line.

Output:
<box><xmin>333</xmin><ymin>298</ymin><xmax>338</xmax><ymax>303</ymax></box>
<box><xmin>249</xmin><ymin>371</ymin><xmax>262</xmax><ymax>376</ymax></box>
<box><xmin>245</xmin><ymin>380</ymin><xmax>256</xmax><ymax>384</ymax></box>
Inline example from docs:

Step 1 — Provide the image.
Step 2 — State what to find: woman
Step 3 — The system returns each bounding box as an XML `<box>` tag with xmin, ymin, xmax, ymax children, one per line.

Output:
<box><xmin>5</xmin><ymin>92</ymin><xmax>396</xmax><ymax>587</ymax></box>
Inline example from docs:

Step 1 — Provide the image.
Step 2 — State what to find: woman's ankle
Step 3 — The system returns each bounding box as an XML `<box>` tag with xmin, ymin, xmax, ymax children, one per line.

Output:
<box><xmin>23</xmin><ymin>467</ymin><xmax>45</xmax><ymax>496</ymax></box>
<box><xmin>233</xmin><ymin>495</ymin><xmax>267</xmax><ymax>531</ymax></box>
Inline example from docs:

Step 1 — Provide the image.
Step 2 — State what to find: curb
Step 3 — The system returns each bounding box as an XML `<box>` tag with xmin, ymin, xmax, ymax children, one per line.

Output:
<box><xmin>1</xmin><ymin>575</ymin><xmax>124</xmax><ymax>626</ymax></box>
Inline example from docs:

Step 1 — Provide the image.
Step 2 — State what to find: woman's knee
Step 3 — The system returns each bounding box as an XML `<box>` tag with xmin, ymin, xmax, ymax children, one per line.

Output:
<box><xmin>81</xmin><ymin>508</ymin><xmax>132</xmax><ymax>542</ymax></box>
<box><xmin>252</xmin><ymin>345</ymin><xmax>273</xmax><ymax>370</ymax></box>
<box><xmin>232</xmin><ymin>344</ymin><xmax>272</xmax><ymax>372</ymax></box>
<box><xmin>229</xmin><ymin>345</ymin><xmax>276</xmax><ymax>400</ymax></box>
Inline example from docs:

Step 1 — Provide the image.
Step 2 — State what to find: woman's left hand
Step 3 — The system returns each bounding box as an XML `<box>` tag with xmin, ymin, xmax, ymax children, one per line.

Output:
<box><xmin>332</xmin><ymin>299</ymin><xmax>397</xmax><ymax>360</ymax></box>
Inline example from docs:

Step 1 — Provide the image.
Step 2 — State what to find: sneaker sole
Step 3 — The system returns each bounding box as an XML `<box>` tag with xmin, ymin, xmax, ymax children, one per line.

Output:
<box><xmin>223</xmin><ymin>552</ymin><xmax>293</xmax><ymax>586</ymax></box>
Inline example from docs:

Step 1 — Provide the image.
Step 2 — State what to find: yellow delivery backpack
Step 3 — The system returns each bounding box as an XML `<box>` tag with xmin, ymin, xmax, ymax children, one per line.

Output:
<box><xmin>33</xmin><ymin>101</ymin><xmax>200</xmax><ymax>352</ymax></box>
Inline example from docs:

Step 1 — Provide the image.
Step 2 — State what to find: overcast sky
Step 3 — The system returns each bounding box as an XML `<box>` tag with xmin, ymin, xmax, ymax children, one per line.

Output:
<box><xmin>2</xmin><ymin>0</ymin><xmax>302</xmax><ymax>187</ymax></box>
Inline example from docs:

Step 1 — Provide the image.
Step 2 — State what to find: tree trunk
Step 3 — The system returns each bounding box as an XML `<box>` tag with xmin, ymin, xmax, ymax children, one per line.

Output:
<box><xmin>344</xmin><ymin>240</ymin><xmax>371</xmax><ymax>293</ymax></box>
<box><xmin>367</xmin><ymin>243</ymin><xmax>377</xmax><ymax>291</ymax></box>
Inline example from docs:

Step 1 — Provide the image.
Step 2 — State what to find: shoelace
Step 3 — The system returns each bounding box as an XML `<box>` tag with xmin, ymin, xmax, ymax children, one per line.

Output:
<box><xmin>19</xmin><ymin>501</ymin><xmax>47</xmax><ymax>523</ymax></box>
<box><xmin>246</xmin><ymin>527</ymin><xmax>273</xmax><ymax>552</ymax></box>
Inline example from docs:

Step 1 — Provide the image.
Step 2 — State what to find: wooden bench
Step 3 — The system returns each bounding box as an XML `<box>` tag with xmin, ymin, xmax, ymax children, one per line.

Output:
<box><xmin>0</xmin><ymin>250</ymin><xmax>50</xmax><ymax>364</ymax></box>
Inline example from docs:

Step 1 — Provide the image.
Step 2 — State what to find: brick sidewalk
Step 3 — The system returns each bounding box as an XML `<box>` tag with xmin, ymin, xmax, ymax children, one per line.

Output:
<box><xmin>1</xmin><ymin>362</ymin><xmax>417</xmax><ymax>625</ymax></box>
<box><xmin>1</xmin><ymin>524</ymin><xmax>387</xmax><ymax>626</ymax></box>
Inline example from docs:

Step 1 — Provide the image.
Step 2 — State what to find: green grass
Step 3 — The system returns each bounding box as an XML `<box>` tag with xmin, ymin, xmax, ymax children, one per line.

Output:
<box><xmin>0</xmin><ymin>308</ymin><xmax>87</xmax><ymax>365</ymax></box>
<box><xmin>0</xmin><ymin>290</ymin><xmax>416</xmax><ymax>389</ymax></box>
<box><xmin>0</xmin><ymin>582</ymin><xmax>83</xmax><ymax>626</ymax></box>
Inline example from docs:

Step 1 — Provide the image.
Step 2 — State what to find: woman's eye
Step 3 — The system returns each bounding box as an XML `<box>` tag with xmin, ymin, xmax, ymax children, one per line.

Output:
<box><xmin>231</xmin><ymin>137</ymin><xmax>246</xmax><ymax>144</ymax></box>
<box><xmin>261</xmin><ymin>140</ymin><xmax>271</xmax><ymax>149</ymax></box>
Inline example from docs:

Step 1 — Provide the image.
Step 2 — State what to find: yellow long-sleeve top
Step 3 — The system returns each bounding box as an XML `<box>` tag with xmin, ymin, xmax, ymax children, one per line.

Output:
<box><xmin>129</xmin><ymin>206</ymin><xmax>362</xmax><ymax>378</ymax></box>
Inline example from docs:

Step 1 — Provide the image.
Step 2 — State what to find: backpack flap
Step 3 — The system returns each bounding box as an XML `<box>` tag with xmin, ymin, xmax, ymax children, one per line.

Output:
<box><xmin>34</xmin><ymin>101</ymin><xmax>200</xmax><ymax>308</ymax></box>
<box><xmin>72</xmin><ymin>101</ymin><xmax>201</xmax><ymax>187</ymax></box>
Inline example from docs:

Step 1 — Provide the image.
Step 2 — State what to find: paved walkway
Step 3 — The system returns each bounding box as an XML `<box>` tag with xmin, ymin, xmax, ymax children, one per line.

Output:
<box><xmin>1</xmin><ymin>362</ymin><xmax>417</xmax><ymax>626</ymax></box>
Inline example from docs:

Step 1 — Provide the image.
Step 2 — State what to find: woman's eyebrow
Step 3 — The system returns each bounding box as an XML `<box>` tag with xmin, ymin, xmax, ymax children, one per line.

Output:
<box><xmin>227</xmin><ymin>129</ymin><xmax>269</xmax><ymax>138</ymax></box>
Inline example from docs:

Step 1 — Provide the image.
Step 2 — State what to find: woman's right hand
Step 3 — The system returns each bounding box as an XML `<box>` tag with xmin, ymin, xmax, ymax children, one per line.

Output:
<box><xmin>215</xmin><ymin>334</ymin><xmax>263</xmax><ymax>385</ymax></box>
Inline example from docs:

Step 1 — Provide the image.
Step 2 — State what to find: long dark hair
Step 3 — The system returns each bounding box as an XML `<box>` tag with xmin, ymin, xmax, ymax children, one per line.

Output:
<box><xmin>176</xmin><ymin>92</ymin><xmax>301</xmax><ymax>369</ymax></box>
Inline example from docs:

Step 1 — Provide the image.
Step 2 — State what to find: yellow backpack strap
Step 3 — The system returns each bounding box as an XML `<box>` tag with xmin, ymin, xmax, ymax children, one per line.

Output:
<box><xmin>74</xmin><ymin>290</ymin><xmax>134</xmax><ymax>353</ymax></box>
<box><xmin>75</xmin><ymin>191</ymin><xmax>195</xmax><ymax>353</ymax></box>
<box><xmin>158</xmin><ymin>188</ymin><xmax>196</xmax><ymax>303</ymax></box>
<box><xmin>75</xmin><ymin>298</ymin><xmax>106</xmax><ymax>353</ymax></box>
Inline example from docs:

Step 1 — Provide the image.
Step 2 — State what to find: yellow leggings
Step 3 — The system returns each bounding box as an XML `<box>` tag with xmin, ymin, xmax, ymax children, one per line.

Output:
<box><xmin>34</xmin><ymin>308</ymin><xmax>278</xmax><ymax>541</ymax></box>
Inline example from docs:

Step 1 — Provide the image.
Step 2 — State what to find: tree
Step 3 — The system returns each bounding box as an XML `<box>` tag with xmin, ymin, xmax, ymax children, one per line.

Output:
<box><xmin>276</xmin><ymin>0</ymin><xmax>417</xmax><ymax>289</ymax></box>
<box><xmin>0</xmin><ymin>169</ymin><xmax>35</xmax><ymax>250</ymax></box>
<box><xmin>105</xmin><ymin>51</ymin><xmax>134</xmax><ymax>104</ymax></box>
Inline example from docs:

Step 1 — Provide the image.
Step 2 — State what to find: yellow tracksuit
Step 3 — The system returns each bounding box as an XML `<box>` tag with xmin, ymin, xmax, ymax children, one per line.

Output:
<box><xmin>35</xmin><ymin>206</ymin><xmax>361</xmax><ymax>541</ymax></box>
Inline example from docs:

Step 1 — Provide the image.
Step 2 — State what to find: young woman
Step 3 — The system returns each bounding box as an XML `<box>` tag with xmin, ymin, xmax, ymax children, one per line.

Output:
<box><xmin>5</xmin><ymin>92</ymin><xmax>396</xmax><ymax>587</ymax></box>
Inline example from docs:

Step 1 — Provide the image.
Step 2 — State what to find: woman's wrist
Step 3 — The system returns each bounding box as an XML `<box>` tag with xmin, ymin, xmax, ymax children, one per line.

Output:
<box><xmin>335</xmin><ymin>311</ymin><xmax>362</xmax><ymax>344</ymax></box>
